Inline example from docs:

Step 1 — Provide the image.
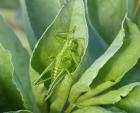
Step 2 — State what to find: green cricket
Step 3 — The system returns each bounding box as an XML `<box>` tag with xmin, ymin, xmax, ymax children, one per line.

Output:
<box><xmin>34</xmin><ymin>26</ymin><xmax>84</xmax><ymax>99</ymax></box>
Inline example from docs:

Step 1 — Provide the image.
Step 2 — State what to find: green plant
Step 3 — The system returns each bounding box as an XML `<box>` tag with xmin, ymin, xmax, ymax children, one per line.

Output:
<box><xmin>0</xmin><ymin>0</ymin><xmax>140</xmax><ymax>113</ymax></box>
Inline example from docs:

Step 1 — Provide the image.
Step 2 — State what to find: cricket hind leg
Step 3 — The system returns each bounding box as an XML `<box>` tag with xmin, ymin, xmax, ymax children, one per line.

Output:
<box><xmin>34</xmin><ymin>60</ymin><xmax>54</xmax><ymax>85</ymax></box>
<box><xmin>45</xmin><ymin>69</ymin><xmax>72</xmax><ymax>100</ymax></box>
<box><xmin>45</xmin><ymin>70</ymin><xmax>65</xmax><ymax>100</ymax></box>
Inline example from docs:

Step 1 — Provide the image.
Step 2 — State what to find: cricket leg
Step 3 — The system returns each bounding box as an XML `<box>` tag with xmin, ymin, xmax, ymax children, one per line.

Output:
<box><xmin>46</xmin><ymin>68</ymin><xmax>72</xmax><ymax>100</ymax></box>
<box><xmin>34</xmin><ymin>77</ymin><xmax>52</xmax><ymax>85</ymax></box>
<box><xmin>46</xmin><ymin>70</ymin><xmax>64</xmax><ymax>100</ymax></box>
<box><xmin>34</xmin><ymin>60</ymin><xmax>54</xmax><ymax>85</ymax></box>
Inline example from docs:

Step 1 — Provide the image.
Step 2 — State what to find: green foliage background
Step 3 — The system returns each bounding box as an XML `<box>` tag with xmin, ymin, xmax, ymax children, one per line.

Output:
<box><xmin>0</xmin><ymin>0</ymin><xmax>140</xmax><ymax>113</ymax></box>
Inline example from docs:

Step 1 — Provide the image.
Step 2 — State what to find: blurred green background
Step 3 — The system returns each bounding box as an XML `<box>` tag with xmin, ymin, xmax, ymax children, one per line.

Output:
<box><xmin>0</xmin><ymin>0</ymin><xmax>19</xmax><ymax>9</ymax></box>
<box><xmin>0</xmin><ymin>0</ymin><xmax>31</xmax><ymax>53</ymax></box>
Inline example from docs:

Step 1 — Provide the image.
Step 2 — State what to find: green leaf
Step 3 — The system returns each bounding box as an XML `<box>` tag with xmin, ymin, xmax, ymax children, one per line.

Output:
<box><xmin>6</xmin><ymin>110</ymin><xmax>33</xmax><ymax>113</ymax></box>
<box><xmin>115</xmin><ymin>60</ymin><xmax>140</xmax><ymax>87</ymax></box>
<box><xmin>77</xmin><ymin>82</ymin><xmax>140</xmax><ymax>107</ymax></box>
<box><xmin>77</xmin><ymin>18</ymin><xmax>140</xmax><ymax>106</ymax></box>
<box><xmin>74</xmin><ymin>23</ymin><xmax>107</xmax><ymax>81</ymax></box>
<box><xmin>108</xmin><ymin>107</ymin><xmax>127</xmax><ymax>113</ymax></box>
<box><xmin>25</xmin><ymin>0</ymin><xmax>61</xmax><ymax>38</ymax></box>
<box><xmin>31</xmin><ymin>0</ymin><xmax>88</xmax><ymax>112</ymax></box>
<box><xmin>87</xmin><ymin>0</ymin><xmax>127</xmax><ymax>44</ymax></box>
<box><xmin>91</xmin><ymin>18</ymin><xmax>140</xmax><ymax>90</ymax></box>
<box><xmin>117</xmin><ymin>86</ymin><xmax>140</xmax><ymax>113</ymax></box>
<box><xmin>20</xmin><ymin>0</ymin><xmax>37</xmax><ymax>49</ymax></box>
<box><xmin>0</xmin><ymin>44</ymin><xmax>23</xmax><ymax>112</ymax></box>
<box><xmin>72</xmin><ymin>106</ymin><xmax>123</xmax><ymax>113</ymax></box>
<box><xmin>69</xmin><ymin>17</ymin><xmax>125</xmax><ymax>103</ymax></box>
<box><xmin>0</xmin><ymin>17</ymin><xmax>40</xmax><ymax>113</ymax></box>
<box><xmin>31</xmin><ymin>0</ymin><xmax>88</xmax><ymax>85</ymax></box>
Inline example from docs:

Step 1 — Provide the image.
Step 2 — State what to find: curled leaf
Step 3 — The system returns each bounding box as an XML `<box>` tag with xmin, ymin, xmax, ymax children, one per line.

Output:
<box><xmin>0</xmin><ymin>44</ymin><xmax>23</xmax><ymax>112</ymax></box>
<box><xmin>91</xmin><ymin>18</ymin><xmax>140</xmax><ymax>90</ymax></box>
<box><xmin>0</xmin><ymin>16</ymin><xmax>39</xmax><ymax>113</ymax></box>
